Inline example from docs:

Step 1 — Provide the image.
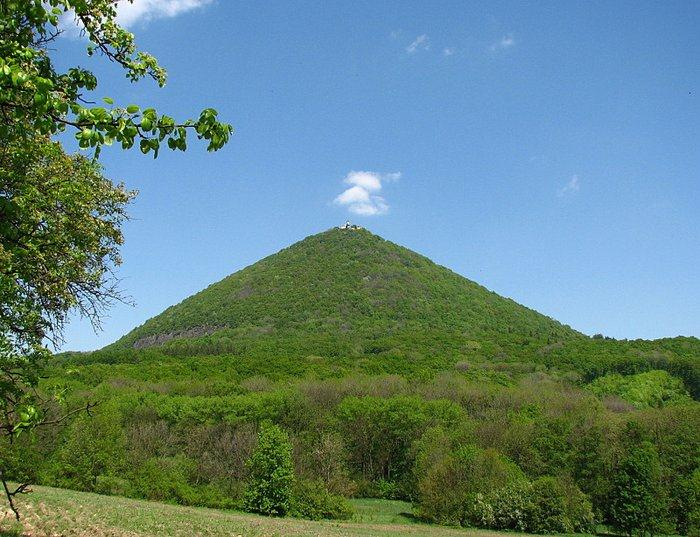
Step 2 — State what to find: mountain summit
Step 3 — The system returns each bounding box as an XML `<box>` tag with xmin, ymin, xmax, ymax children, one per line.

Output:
<box><xmin>108</xmin><ymin>228</ymin><xmax>581</xmax><ymax>362</ymax></box>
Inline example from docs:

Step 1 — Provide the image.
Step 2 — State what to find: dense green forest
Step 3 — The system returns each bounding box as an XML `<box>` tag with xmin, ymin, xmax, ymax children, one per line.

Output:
<box><xmin>4</xmin><ymin>229</ymin><xmax>699</xmax><ymax>534</ymax></box>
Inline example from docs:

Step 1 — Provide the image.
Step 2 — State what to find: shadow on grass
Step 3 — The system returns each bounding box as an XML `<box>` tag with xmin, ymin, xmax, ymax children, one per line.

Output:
<box><xmin>398</xmin><ymin>511</ymin><xmax>424</xmax><ymax>523</ymax></box>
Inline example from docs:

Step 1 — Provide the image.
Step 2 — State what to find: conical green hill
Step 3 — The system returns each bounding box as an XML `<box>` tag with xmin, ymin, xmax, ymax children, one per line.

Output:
<box><xmin>108</xmin><ymin>228</ymin><xmax>581</xmax><ymax>363</ymax></box>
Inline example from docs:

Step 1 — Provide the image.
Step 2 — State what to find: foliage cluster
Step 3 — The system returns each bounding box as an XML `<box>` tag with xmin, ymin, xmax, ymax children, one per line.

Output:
<box><xmin>4</xmin><ymin>365</ymin><xmax>698</xmax><ymax>533</ymax></box>
<box><xmin>243</xmin><ymin>421</ymin><xmax>295</xmax><ymax>516</ymax></box>
<box><xmin>0</xmin><ymin>1</ymin><xmax>232</xmax><ymax>156</ymax></box>
<box><xmin>413</xmin><ymin>427</ymin><xmax>596</xmax><ymax>533</ymax></box>
<box><xmin>608</xmin><ymin>442</ymin><xmax>670</xmax><ymax>537</ymax></box>
<box><xmin>0</xmin><ymin>137</ymin><xmax>134</xmax><ymax>443</ymax></box>
<box><xmin>588</xmin><ymin>370</ymin><xmax>691</xmax><ymax>408</ymax></box>
<box><xmin>0</xmin><ymin>0</ymin><xmax>231</xmax><ymax>518</ymax></box>
<box><xmin>468</xmin><ymin>477</ymin><xmax>596</xmax><ymax>534</ymax></box>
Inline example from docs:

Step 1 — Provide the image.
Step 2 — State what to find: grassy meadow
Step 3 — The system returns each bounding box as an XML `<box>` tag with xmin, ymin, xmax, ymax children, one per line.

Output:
<box><xmin>1</xmin><ymin>485</ymin><xmax>535</xmax><ymax>537</ymax></box>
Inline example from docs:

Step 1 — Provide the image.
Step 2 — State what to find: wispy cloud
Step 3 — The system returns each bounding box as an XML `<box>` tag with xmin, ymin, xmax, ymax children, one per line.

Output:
<box><xmin>62</xmin><ymin>0</ymin><xmax>213</xmax><ymax>32</ymax></box>
<box><xmin>558</xmin><ymin>175</ymin><xmax>580</xmax><ymax>197</ymax></box>
<box><xmin>333</xmin><ymin>171</ymin><xmax>401</xmax><ymax>216</ymax></box>
<box><xmin>442</xmin><ymin>47</ymin><xmax>456</xmax><ymax>57</ymax></box>
<box><xmin>406</xmin><ymin>34</ymin><xmax>430</xmax><ymax>54</ymax></box>
<box><xmin>490</xmin><ymin>34</ymin><xmax>515</xmax><ymax>52</ymax></box>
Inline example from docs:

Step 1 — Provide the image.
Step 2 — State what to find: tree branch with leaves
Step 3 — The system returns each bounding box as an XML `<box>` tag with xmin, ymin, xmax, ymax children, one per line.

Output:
<box><xmin>0</xmin><ymin>0</ymin><xmax>233</xmax><ymax>157</ymax></box>
<box><xmin>0</xmin><ymin>0</ymin><xmax>233</xmax><ymax>519</ymax></box>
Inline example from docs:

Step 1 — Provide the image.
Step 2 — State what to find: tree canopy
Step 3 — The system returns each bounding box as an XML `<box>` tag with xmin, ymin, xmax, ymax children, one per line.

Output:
<box><xmin>0</xmin><ymin>0</ymin><xmax>232</xmax><ymax>518</ymax></box>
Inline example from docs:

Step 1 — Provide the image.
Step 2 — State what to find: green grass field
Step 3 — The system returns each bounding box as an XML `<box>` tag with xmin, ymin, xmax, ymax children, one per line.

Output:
<box><xmin>0</xmin><ymin>485</ymin><xmax>537</xmax><ymax>537</ymax></box>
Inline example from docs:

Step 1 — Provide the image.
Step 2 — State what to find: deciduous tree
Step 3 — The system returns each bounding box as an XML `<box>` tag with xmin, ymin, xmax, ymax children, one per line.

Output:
<box><xmin>608</xmin><ymin>442</ymin><xmax>668</xmax><ymax>536</ymax></box>
<box><xmin>244</xmin><ymin>422</ymin><xmax>295</xmax><ymax>516</ymax></box>
<box><xmin>0</xmin><ymin>0</ymin><xmax>232</xmax><ymax>518</ymax></box>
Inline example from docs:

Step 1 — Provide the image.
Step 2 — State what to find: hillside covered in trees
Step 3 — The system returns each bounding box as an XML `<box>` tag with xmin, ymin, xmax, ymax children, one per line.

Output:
<box><xmin>109</xmin><ymin>228</ymin><xmax>582</xmax><ymax>353</ymax></box>
<box><xmin>5</xmin><ymin>228</ymin><xmax>699</xmax><ymax>535</ymax></box>
<box><xmin>68</xmin><ymin>228</ymin><xmax>699</xmax><ymax>397</ymax></box>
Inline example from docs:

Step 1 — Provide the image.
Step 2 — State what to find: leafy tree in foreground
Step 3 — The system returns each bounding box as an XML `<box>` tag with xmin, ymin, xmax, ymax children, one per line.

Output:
<box><xmin>46</xmin><ymin>404</ymin><xmax>127</xmax><ymax>492</ymax></box>
<box><xmin>0</xmin><ymin>1</ymin><xmax>233</xmax><ymax>156</ymax></box>
<box><xmin>243</xmin><ymin>422</ymin><xmax>295</xmax><ymax>517</ymax></box>
<box><xmin>675</xmin><ymin>468</ymin><xmax>700</xmax><ymax>536</ymax></box>
<box><xmin>0</xmin><ymin>0</ymin><xmax>232</xmax><ymax>518</ymax></box>
<box><xmin>0</xmin><ymin>137</ymin><xmax>134</xmax><ymax>516</ymax></box>
<box><xmin>1</xmin><ymin>138</ymin><xmax>134</xmax><ymax>351</ymax></box>
<box><xmin>608</xmin><ymin>442</ymin><xmax>668</xmax><ymax>536</ymax></box>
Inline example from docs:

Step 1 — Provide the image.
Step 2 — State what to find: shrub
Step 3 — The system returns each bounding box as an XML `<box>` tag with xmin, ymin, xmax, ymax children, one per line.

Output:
<box><xmin>524</xmin><ymin>477</ymin><xmax>569</xmax><ymax>533</ymax></box>
<box><xmin>243</xmin><ymin>422</ymin><xmax>295</xmax><ymax>516</ymax></box>
<box><xmin>47</xmin><ymin>405</ymin><xmax>128</xmax><ymax>492</ymax></box>
<box><xmin>290</xmin><ymin>479</ymin><xmax>354</xmax><ymax>520</ymax></box>
<box><xmin>690</xmin><ymin>508</ymin><xmax>700</xmax><ymax>537</ymax></box>
<box><xmin>415</xmin><ymin>454</ymin><xmax>467</xmax><ymax>525</ymax></box>
<box><xmin>588</xmin><ymin>370</ymin><xmax>691</xmax><ymax>408</ymax></box>
<box><xmin>355</xmin><ymin>478</ymin><xmax>404</xmax><ymax>499</ymax></box>
<box><xmin>671</xmin><ymin>467</ymin><xmax>700</xmax><ymax>536</ymax></box>
<box><xmin>0</xmin><ymin>434</ymin><xmax>44</xmax><ymax>484</ymax></box>
<box><xmin>415</xmin><ymin>443</ymin><xmax>526</xmax><ymax>526</ymax></box>
<box><xmin>469</xmin><ymin>477</ymin><xmax>595</xmax><ymax>534</ymax></box>
<box><xmin>94</xmin><ymin>475</ymin><xmax>133</xmax><ymax>497</ymax></box>
<box><xmin>132</xmin><ymin>455</ymin><xmax>197</xmax><ymax>504</ymax></box>
<box><xmin>559</xmin><ymin>477</ymin><xmax>596</xmax><ymax>533</ymax></box>
<box><xmin>411</xmin><ymin>426</ymin><xmax>454</xmax><ymax>498</ymax></box>
<box><xmin>481</xmin><ymin>481</ymin><xmax>532</xmax><ymax>532</ymax></box>
<box><xmin>188</xmin><ymin>482</ymin><xmax>240</xmax><ymax>510</ymax></box>
<box><xmin>371</xmin><ymin>479</ymin><xmax>403</xmax><ymax>500</ymax></box>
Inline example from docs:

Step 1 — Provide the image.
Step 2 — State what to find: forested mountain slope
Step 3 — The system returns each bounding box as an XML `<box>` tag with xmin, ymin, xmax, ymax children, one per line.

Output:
<box><xmin>107</xmin><ymin>227</ymin><xmax>580</xmax><ymax>357</ymax></box>
<box><xmin>60</xmin><ymin>227</ymin><xmax>698</xmax><ymax>396</ymax></box>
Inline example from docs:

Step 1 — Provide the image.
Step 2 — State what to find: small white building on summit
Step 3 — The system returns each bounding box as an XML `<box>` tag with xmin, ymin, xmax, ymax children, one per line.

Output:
<box><xmin>339</xmin><ymin>220</ymin><xmax>362</xmax><ymax>230</ymax></box>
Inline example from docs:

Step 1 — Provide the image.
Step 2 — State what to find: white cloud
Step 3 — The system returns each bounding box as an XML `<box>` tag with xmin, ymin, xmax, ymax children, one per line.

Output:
<box><xmin>335</xmin><ymin>185</ymin><xmax>370</xmax><ymax>205</ymax></box>
<box><xmin>61</xmin><ymin>0</ymin><xmax>212</xmax><ymax>33</ymax></box>
<box><xmin>344</xmin><ymin>171</ymin><xmax>383</xmax><ymax>192</ymax></box>
<box><xmin>116</xmin><ymin>0</ymin><xmax>213</xmax><ymax>26</ymax></box>
<box><xmin>406</xmin><ymin>34</ymin><xmax>430</xmax><ymax>54</ymax></box>
<box><xmin>347</xmin><ymin>198</ymin><xmax>389</xmax><ymax>216</ymax></box>
<box><xmin>490</xmin><ymin>34</ymin><xmax>515</xmax><ymax>52</ymax></box>
<box><xmin>558</xmin><ymin>175</ymin><xmax>580</xmax><ymax>197</ymax></box>
<box><xmin>443</xmin><ymin>47</ymin><xmax>456</xmax><ymax>56</ymax></box>
<box><xmin>333</xmin><ymin>171</ymin><xmax>400</xmax><ymax>216</ymax></box>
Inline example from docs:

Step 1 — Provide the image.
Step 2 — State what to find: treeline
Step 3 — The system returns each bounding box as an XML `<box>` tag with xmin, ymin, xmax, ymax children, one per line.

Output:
<box><xmin>3</xmin><ymin>370</ymin><xmax>699</xmax><ymax>534</ymax></box>
<box><xmin>57</xmin><ymin>333</ymin><xmax>700</xmax><ymax>400</ymax></box>
<box><xmin>540</xmin><ymin>336</ymin><xmax>700</xmax><ymax>399</ymax></box>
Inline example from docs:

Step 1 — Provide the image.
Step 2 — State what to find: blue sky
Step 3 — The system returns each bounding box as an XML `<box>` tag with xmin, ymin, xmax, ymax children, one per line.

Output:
<box><xmin>57</xmin><ymin>0</ymin><xmax>699</xmax><ymax>351</ymax></box>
